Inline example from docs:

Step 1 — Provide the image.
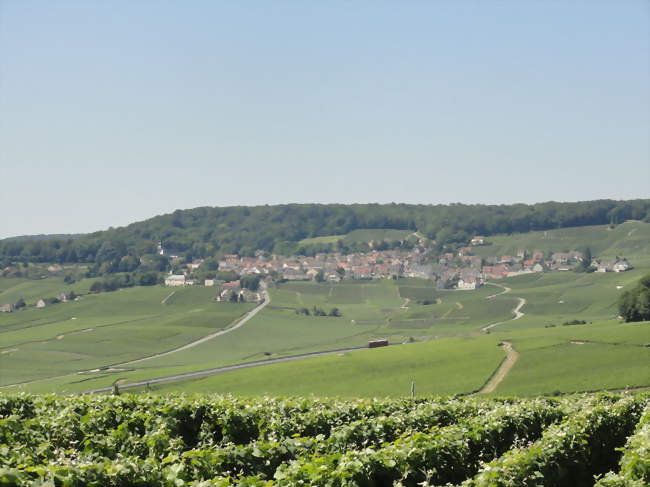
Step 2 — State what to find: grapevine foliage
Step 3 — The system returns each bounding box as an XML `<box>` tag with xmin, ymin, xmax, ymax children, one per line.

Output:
<box><xmin>0</xmin><ymin>393</ymin><xmax>647</xmax><ymax>486</ymax></box>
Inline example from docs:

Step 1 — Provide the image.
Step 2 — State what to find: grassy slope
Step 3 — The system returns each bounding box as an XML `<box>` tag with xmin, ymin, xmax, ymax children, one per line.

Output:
<box><xmin>343</xmin><ymin>228</ymin><xmax>412</xmax><ymax>243</ymax></box>
<box><xmin>0</xmin><ymin>276</ymin><xmax>98</xmax><ymax>305</ymax></box>
<box><xmin>298</xmin><ymin>234</ymin><xmax>345</xmax><ymax>245</ymax></box>
<box><xmin>2</xmin><ymin>221</ymin><xmax>650</xmax><ymax>396</ymax></box>
<box><xmin>141</xmin><ymin>336</ymin><xmax>505</xmax><ymax>397</ymax></box>
<box><xmin>0</xmin><ymin>284</ymin><xmax>254</xmax><ymax>386</ymax></box>
<box><xmin>472</xmin><ymin>221</ymin><xmax>650</xmax><ymax>263</ymax></box>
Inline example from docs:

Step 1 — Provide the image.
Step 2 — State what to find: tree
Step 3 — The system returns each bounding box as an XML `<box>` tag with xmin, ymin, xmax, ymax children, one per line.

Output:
<box><xmin>314</xmin><ymin>269</ymin><xmax>325</xmax><ymax>283</ymax></box>
<box><xmin>240</xmin><ymin>275</ymin><xmax>261</xmax><ymax>291</ymax></box>
<box><xmin>14</xmin><ymin>297</ymin><xmax>25</xmax><ymax>309</ymax></box>
<box><xmin>328</xmin><ymin>307</ymin><xmax>341</xmax><ymax>317</ymax></box>
<box><xmin>618</xmin><ymin>274</ymin><xmax>650</xmax><ymax>322</ymax></box>
<box><xmin>336</xmin><ymin>267</ymin><xmax>346</xmax><ymax>279</ymax></box>
<box><xmin>89</xmin><ymin>281</ymin><xmax>103</xmax><ymax>293</ymax></box>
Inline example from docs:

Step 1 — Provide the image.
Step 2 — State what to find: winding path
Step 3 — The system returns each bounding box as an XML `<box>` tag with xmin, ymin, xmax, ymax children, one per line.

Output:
<box><xmin>481</xmin><ymin>282</ymin><xmax>527</xmax><ymax>333</ymax></box>
<box><xmin>478</xmin><ymin>341</ymin><xmax>520</xmax><ymax>394</ymax></box>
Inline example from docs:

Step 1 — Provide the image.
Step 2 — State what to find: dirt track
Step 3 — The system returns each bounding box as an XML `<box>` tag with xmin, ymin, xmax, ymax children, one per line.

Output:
<box><xmin>478</xmin><ymin>341</ymin><xmax>520</xmax><ymax>393</ymax></box>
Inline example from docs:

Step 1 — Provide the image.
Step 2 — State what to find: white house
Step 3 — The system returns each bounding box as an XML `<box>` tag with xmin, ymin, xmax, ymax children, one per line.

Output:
<box><xmin>36</xmin><ymin>299</ymin><xmax>46</xmax><ymax>308</ymax></box>
<box><xmin>613</xmin><ymin>260</ymin><xmax>632</xmax><ymax>272</ymax></box>
<box><xmin>457</xmin><ymin>277</ymin><xmax>479</xmax><ymax>290</ymax></box>
<box><xmin>164</xmin><ymin>275</ymin><xmax>186</xmax><ymax>287</ymax></box>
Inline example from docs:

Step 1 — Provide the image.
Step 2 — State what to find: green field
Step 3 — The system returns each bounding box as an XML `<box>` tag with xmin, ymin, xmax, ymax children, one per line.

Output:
<box><xmin>297</xmin><ymin>234</ymin><xmax>345</xmax><ymax>245</ymax></box>
<box><xmin>139</xmin><ymin>336</ymin><xmax>505</xmax><ymax>396</ymax></box>
<box><xmin>343</xmin><ymin>228</ymin><xmax>413</xmax><ymax>243</ymax></box>
<box><xmin>298</xmin><ymin>228</ymin><xmax>413</xmax><ymax>246</ymax></box>
<box><xmin>0</xmin><ymin>284</ymin><xmax>254</xmax><ymax>386</ymax></box>
<box><xmin>473</xmin><ymin>221</ymin><xmax>650</xmax><ymax>266</ymax></box>
<box><xmin>2</xmin><ymin>221</ymin><xmax>650</xmax><ymax>396</ymax></box>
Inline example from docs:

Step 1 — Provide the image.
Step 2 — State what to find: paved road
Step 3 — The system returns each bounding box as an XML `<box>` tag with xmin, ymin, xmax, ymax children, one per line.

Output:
<box><xmin>85</xmin><ymin>346</ymin><xmax>369</xmax><ymax>393</ymax></box>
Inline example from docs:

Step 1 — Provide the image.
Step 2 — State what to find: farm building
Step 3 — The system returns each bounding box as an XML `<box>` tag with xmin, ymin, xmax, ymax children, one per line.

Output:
<box><xmin>164</xmin><ymin>275</ymin><xmax>186</xmax><ymax>287</ymax></box>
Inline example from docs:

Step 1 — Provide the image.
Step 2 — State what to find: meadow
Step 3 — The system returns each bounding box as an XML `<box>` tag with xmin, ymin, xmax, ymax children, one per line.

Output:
<box><xmin>0</xmin><ymin>284</ymin><xmax>254</xmax><ymax>386</ymax></box>
<box><xmin>1</xmin><ymin>221</ymin><xmax>649</xmax><ymax>397</ymax></box>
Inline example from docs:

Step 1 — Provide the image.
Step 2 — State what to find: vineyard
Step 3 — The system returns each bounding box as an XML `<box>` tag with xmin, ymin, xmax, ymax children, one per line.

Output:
<box><xmin>0</xmin><ymin>394</ymin><xmax>648</xmax><ymax>486</ymax></box>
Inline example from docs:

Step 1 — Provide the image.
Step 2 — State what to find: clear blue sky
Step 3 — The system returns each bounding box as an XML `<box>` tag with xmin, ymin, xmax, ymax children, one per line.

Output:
<box><xmin>1</xmin><ymin>0</ymin><xmax>648</xmax><ymax>238</ymax></box>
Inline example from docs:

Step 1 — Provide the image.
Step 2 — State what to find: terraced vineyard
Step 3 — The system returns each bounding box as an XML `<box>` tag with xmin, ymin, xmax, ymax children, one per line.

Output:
<box><xmin>1</xmin><ymin>393</ymin><xmax>647</xmax><ymax>486</ymax></box>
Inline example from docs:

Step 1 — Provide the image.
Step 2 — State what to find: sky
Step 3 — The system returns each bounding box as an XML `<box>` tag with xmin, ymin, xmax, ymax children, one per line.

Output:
<box><xmin>1</xmin><ymin>1</ymin><xmax>648</xmax><ymax>239</ymax></box>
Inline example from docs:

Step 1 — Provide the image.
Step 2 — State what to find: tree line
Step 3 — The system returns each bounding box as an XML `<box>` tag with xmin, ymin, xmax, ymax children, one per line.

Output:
<box><xmin>1</xmin><ymin>200</ymin><xmax>649</xmax><ymax>275</ymax></box>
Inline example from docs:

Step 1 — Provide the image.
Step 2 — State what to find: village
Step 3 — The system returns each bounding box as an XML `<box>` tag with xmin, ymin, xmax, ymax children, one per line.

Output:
<box><xmin>0</xmin><ymin>236</ymin><xmax>634</xmax><ymax>311</ymax></box>
<box><xmin>162</xmin><ymin>236</ymin><xmax>634</xmax><ymax>301</ymax></box>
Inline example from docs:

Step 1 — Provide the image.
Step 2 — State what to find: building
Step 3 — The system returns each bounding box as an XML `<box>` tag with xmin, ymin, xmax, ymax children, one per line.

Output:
<box><xmin>164</xmin><ymin>275</ymin><xmax>186</xmax><ymax>287</ymax></box>
<box><xmin>613</xmin><ymin>259</ymin><xmax>632</xmax><ymax>273</ymax></box>
<box><xmin>36</xmin><ymin>299</ymin><xmax>46</xmax><ymax>308</ymax></box>
<box><xmin>457</xmin><ymin>277</ymin><xmax>479</xmax><ymax>290</ymax></box>
<box><xmin>470</xmin><ymin>236</ymin><xmax>485</xmax><ymax>246</ymax></box>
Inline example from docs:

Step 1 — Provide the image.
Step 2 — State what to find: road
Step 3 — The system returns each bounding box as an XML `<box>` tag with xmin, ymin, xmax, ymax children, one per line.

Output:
<box><xmin>115</xmin><ymin>282</ymin><xmax>271</xmax><ymax>367</ymax></box>
<box><xmin>481</xmin><ymin>282</ymin><xmax>527</xmax><ymax>333</ymax></box>
<box><xmin>85</xmin><ymin>346</ymin><xmax>368</xmax><ymax>393</ymax></box>
<box><xmin>478</xmin><ymin>341</ymin><xmax>520</xmax><ymax>393</ymax></box>
<box><xmin>0</xmin><ymin>283</ymin><xmax>271</xmax><ymax>389</ymax></box>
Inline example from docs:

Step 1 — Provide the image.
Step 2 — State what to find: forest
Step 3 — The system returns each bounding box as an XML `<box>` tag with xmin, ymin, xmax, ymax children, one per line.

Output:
<box><xmin>1</xmin><ymin>199</ymin><xmax>649</xmax><ymax>274</ymax></box>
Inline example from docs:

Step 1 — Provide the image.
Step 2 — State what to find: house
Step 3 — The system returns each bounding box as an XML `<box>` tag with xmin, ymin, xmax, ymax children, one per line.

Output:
<box><xmin>352</xmin><ymin>266</ymin><xmax>373</xmax><ymax>279</ymax></box>
<box><xmin>409</xmin><ymin>265</ymin><xmax>434</xmax><ymax>280</ymax></box>
<box><xmin>532</xmin><ymin>251</ymin><xmax>544</xmax><ymax>262</ymax></box>
<box><xmin>222</xmin><ymin>280</ymin><xmax>241</xmax><ymax>291</ymax></box>
<box><xmin>457</xmin><ymin>277</ymin><xmax>479</xmax><ymax>290</ymax></box>
<box><xmin>305</xmin><ymin>268</ymin><xmax>321</xmax><ymax>280</ymax></box>
<box><xmin>532</xmin><ymin>262</ymin><xmax>546</xmax><ymax>273</ymax></box>
<box><xmin>499</xmin><ymin>256</ymin><xmax>514</xmax><ymax>264</ymax></box>
<box><xmin>240</xmin><ymin>289</ymin><xmax>262</xmax><ymax>303</ymax></box>
<box><xmin>0</xmin><ymin>304</ymin><xmax>15</xmax><ymax>312</ymax></box>
<box><xmin>470</xmin><ymin>236</ymin><xmax>485</xmax><ymax>246</ymax></box>
<box><xmin>283</xmin><ymin>269</ymin><xmax>308</xmax><ymax>281</ymax></box>
<box><xmin>458</xmin><ymin>247</ymin><xmax>472</xmax><ymax>257</ymax></box>
<box><xmin>613</xmin><ymin>259</ymin><xmax>632</xmax><ymax>273</ymax></box>
<box><xmin>164</xmin><ymin>275</ymin><xmax>186</xmax><ymax>287</ymax></box>
<box><xmin>36</xmin><ymin>299</ymin><xmax>46</xmax><ymax>308</ymax></box>
<box><xmin>551</xmin><ymin>252</ymin><xmax>572</xmax><ymax>264</ymax></box>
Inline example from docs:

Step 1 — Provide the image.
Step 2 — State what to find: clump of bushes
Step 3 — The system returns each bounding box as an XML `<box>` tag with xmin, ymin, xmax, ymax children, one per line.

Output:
<box><xmin>295</xmin><ymin>307</ymin><xmax>342</xmax><ymax>317</ymax></box>
<box><xmin>562</xmin><ymin>319</ymin><xmax>588</xmax><ymax>326</ymax></box>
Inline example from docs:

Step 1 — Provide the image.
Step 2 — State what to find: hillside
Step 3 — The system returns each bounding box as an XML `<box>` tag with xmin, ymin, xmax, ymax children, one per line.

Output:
<box><xmin>1</xmin><ymin>219</ymin><xmax>649</xmax><ymax>396</ymax></box>
<box><xmin>1</xmin><ymin>200</ymin><xmax>649</xmax><ymax>271</ymax></box>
